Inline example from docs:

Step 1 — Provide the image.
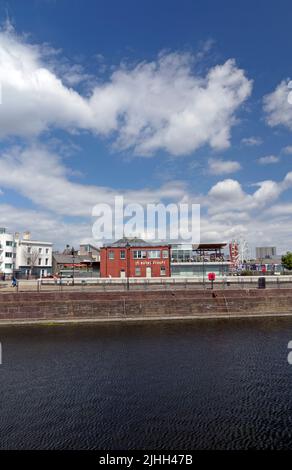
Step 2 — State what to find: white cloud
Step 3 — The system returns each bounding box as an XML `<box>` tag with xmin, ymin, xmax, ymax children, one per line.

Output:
<box><xmin>0</xmin><ymin>145</ymin><xmax>189</xmax><ymax>216</ymax></box>
<box><xmin>264</xmin><ymin>79</ymin><xmax>292</xmax><ymax>130</ymax></box>
<box><xmin>0</xmin><ymin>25</ymin><xmax>252</xmax><ymax>156</ymax></box>
<box><xmin>241</xmin><ymin>136</ymin><xmax>263</xmax><ymax>146</ymax></box>
<box><xmin>282</xmin><ymin>145</ymin><xmax>292</xmax><ymax>154</ymax></box>
<box><xmin>0</xmin><ymin>203</ymin><xmax>93</xmax><ymax>248</ymax></box>
<box><xmin>208</xmin><ymin>158</ymin><xmax>241</xmax><ymax>175</ymax></box>
<box><xmin>257</xmin><ymin>155</ymin><xmax>279</xmax><ymax>165</ymax></box>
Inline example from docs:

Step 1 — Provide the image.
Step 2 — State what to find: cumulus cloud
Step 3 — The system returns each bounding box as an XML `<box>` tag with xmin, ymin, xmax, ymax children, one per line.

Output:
<box><xmin>257</xmin><ymin>155</ymin><xmax>279</xmax><ymax>165</ymax></box>
<box><xmin>264</xmin><ymin>79</ymin><xmax>292</xmax><ymax>130</ymax></box>
<box><xmin>0</xmin><ymin>24</ymin><xmax>252</xmax><ymax>156</ymax></box>
<box><xmin>208</xmin><ymin>158</ymin><xmax>241</xmax><ymax>175</ymax></box>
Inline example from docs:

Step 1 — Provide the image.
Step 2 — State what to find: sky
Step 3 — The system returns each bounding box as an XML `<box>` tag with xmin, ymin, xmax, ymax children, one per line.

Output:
<box><xmin>0</xmin><ymin>0</ymin><xmax>292</xmax><ymax>254</ymax></box>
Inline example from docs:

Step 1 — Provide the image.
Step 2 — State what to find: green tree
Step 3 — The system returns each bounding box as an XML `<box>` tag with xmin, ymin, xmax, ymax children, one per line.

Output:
<box><xmin>282</xmin><ymin>252</ymin><xmax>292</xmax><ymax>271</ymax></box>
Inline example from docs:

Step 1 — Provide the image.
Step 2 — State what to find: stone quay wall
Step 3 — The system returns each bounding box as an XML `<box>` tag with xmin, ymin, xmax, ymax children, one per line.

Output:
<box><xmin>0</xmin><ymin>289</ymin><xmax>291</xmax><ymax>323</ymax></box>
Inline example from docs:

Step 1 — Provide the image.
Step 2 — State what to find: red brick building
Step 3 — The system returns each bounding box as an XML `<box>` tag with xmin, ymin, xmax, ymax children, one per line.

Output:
<box><xmin>100</xmin><ymin>237</ymin><xmax>171</xmax><ymax>278</ymax></box>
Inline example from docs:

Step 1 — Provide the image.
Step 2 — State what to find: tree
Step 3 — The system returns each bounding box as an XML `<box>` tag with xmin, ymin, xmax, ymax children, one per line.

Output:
<box><xmin>25</xmin><ymin>247</ymin><xmax>39</xmax><ymax>277</ymax></box>
<box><xmin>282</xmin><ymin>252</ymin><xmax>292</xmax><ymax>271</ymax></box>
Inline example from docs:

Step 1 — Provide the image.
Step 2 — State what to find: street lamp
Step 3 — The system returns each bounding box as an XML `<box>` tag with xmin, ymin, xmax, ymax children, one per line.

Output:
<box><xmin>126</xmin><ymin>241</ymin><xmax>130</xmax><ymax>291</ymax></box>
<box><xmin>71</xmin><ymin>246</ymin><xmax>75</xmax><ymax>286</ymax></box>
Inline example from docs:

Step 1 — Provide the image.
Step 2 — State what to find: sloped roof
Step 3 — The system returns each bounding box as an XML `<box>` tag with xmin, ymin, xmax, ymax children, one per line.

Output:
<box><xmin>104</xmin><ymin>237</ymin><xmax>158</xmax><ymax>248</ymax></box>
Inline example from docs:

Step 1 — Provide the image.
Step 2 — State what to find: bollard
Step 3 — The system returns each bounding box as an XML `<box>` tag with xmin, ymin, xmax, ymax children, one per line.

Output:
<box><xmin>258</xmin><ymin>277</ymin><xmax>266</xmax><ymax>289</ymax></box>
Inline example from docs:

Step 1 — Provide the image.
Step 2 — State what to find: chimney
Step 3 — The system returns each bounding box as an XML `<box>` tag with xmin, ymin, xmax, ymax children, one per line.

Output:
<box><xmin>23</xmin><ymin>231</ymin><xmax>31</xmax><ymax>240</ymax></box>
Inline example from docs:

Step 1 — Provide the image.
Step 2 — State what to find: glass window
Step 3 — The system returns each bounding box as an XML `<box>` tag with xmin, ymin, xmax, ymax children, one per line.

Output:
<box><xmin>27</xmin><ymin>258</ymin><xmax>31</xmax><ymax>265</ymax></box>
<box><xmin>133</xmin><ymin>250</ymin><xmax>146</xmax><ymax>259</ymax></box>
<box><xmin>46</xmin><ymin>248</ymin><xmax>49</xmax><ymax>254</ymax></box>
<box><xmin>38</xmin><ymin>258</ymin><xmax>42</xmax><ymax>265</ymax></box>
<box><xmin>5</xmin><ymin>252</ymin><xmax>12</xmax><ymax>258</ymax></box>
<box><xmin>45</xmin><ymin>258</ymin><xmax>48</xmax><ymax>265</ymax></box>
<box><xmin>27</xmin><ymin>247</ymin><xmax>31</xmax><ymax>253</ymax></box>
<box><xmin>120</xmin><ymin>250</ymin><xmax>126</xmax><ymax>259</ymax></box>
<box><xmin>135</xmin><ymin>266</ymin><xmax>141</xmax><ymax>276</ymax></box>
<box><xmin>148</xmin><ymin>250</ymin><xmax>160</xmax><ymax>259</ymax></box>
<box><xmin>108</xmin><ymin>251</ymin><xmax>114</xmax><ymax>260</ymax></box>
<box><xmin>5</xmin><ymin>263</ymin><xmax>12</xmax><ymax>269</ymax></box>
<box><xmin>39</xmin><ymin>248</ymin><xmax>42</xmax><ymax>253</ymax></box>
<box><xmin>162</xmin><ymin>250</ymin><xmax>169</xmax><ymax>258</ymax></box>
<box><xmin>160</xmin><ymin>266</ymin><xmax>166</xmax><ymax>276</ymax></box>
<box><xmin>6</xmin><ymin>241</ymin><xmax>13</xmax><ymax>246</ymax></box>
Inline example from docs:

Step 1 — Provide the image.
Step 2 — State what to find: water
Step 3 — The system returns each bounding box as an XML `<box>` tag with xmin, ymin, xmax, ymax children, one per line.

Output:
<box><xmin>1</xmin><ymin>318</ymin><xmax>292</xmax><ymax>450</ymax></box>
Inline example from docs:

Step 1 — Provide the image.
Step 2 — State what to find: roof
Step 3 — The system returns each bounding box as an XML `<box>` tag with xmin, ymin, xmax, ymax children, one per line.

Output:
<box><xmin>103</xmin><ymin>237</ymin><xmax>164</xmax><ymax>248</ymax></box>
<box><xmin>194</xmin><ymin>243</ymin><xmax>227</xmax><ymax>250</ymax></box>
<box><xmin>53</xmin><ymin>253</ymin><xmax>97</xmax><ymax>264</ymax></box>
<box><xmin>80</xmin><ymin>243</ymin><xmax>100</xmax><ymax>251</ymax></box>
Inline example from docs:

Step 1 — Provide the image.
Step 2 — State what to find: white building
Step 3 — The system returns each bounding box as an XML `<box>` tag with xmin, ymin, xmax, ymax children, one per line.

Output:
<box><xmin>15</xmin><ymin>232</ymin><xmax>53</xmax><ymax>277</ymax></box>
<box><xmin>0</xmin><ymin>229</ymin><xmax>53</xmax><ymax>278</ymax></box>
<box><xmin>0</xmin><ymin>228</ymin><xmax>16</xmax><ymax>276</ymax></box>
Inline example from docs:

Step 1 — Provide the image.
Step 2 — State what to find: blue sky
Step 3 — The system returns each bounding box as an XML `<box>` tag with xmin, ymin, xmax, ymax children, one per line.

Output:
<box><xmin>0</xmin><ymin>0</ymin><xmax>292</xmax><ymax>253</ymax></box>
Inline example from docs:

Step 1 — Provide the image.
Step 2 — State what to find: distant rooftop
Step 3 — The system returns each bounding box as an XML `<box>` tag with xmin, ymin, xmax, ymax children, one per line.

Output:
<box><xmin>104</xmin><ymin>237</ymin><xmax>168</xmax><ymax>248</ymax></box>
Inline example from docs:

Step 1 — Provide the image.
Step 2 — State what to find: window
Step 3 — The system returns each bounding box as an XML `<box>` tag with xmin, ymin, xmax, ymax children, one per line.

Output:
<box><xmin>27</xmin><ymin>247</ymin><xmax>31</xmax><ymax>253</ymax></box>
<box><xmin>45</xmin><ymin>258</ymin><xmax>48</xmax><ymax>265</ymax></box>
<box><xmin>6</xmin><ymin>241</ymin><xmax>13</xmax><ymax>246</ymax></box>
<box><xmin>108</xmin><ymin>251</ymin><xmax>114</xmax><ymax>260</ymax></box>
<box><xmin>38</xmin><ymin>258</ymin><xmax>42</xmax><ymax>265</ymax></box>
<box><xmin>5</xmin><ymin>252</ymin><xmax>12</xmax><ymax>258</ymax></box>
<box><xmin>135</xmin><ymin>266</ymin><xmax>141</xmax><ymax>276</ymax></box>
<box><xmin>27</xmin><ymin>258</ymin><xmax>31</xmax><ymax>265</ymax></box>
<box><xmin>38</xmin><ymin>248</ymin><xmax>42</xmax><ymax>254</ymax></box>
<box><xmin>162</xmin><ymin>250</ymin><xmax>169</xmax><ymax>258</ymax></box>
<box><xmin>160</xmin><ymin>266</ymin><xmax>166</xmax><ymax>276</ymax></box>
<box><xmin>5</xmin><ymin>263</ymin><xmax>12</xmax><ymax>269</ymax></box>
<box><xmin>46</xmin><ymin>248</ymin><xmax>49</xmax><ymax>254</ymax></box>
<box><xmin>148</xmin><ymin>250</ymin><xmax>160</xmax><ymax>259</ymax></box>
<box><xmin>120</xmin><ymin>250</ymin><xmax>126</xmax><ymax>259</ymax></box>
<box><xmin>133</xmin><ymin>250</ymin><xmax>146</xmax><ymax>259</ymax></box>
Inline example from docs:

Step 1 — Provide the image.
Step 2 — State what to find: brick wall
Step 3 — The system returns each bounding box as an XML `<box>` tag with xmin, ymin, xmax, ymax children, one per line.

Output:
<box><xmin>0</xmin><ymin>289</ymin><xmax>292</xmax><ymax>322</ymax></box>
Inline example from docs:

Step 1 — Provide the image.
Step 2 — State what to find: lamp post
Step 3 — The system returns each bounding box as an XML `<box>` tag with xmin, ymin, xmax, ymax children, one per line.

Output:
<box><xmin>126</xmin><ymin>241</ymin><xmax>130</xmax><ymax>291</ymax></box>
<box><xmin>71</xmin><ymin>246</ymin><xmax>75</xmax><ymax>286</ymax></box>
<box><xmin>202</xmin><ymin>249</ymin><xmax>205</xmax><ymax>288</ymax></box>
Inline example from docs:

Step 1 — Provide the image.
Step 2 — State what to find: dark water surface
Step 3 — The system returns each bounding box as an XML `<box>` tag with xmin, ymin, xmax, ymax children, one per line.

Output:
<box><xmin>1</xmin><ymin>318</ymin><xmax>292</xmax><ymax>450</ymax></box>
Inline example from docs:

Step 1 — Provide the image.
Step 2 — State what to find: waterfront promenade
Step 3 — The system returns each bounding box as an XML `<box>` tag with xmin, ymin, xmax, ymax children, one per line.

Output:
<box><xmin>0</xmin><ymin>275</ymin><xmax>292</xmax><ymax>293</ymax></box>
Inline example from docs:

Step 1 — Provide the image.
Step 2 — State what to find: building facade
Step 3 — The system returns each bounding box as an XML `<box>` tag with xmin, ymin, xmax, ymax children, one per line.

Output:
<box><xmin>15</xmin><ymin>232</ymin><xmax>53</xmax><ymax>277</ymax></box>
<box><xmin>100</xmin><ymin>238</ymin><xmax>171</xmax><ymax>278</ymax></box>
<box><xmin>171</xmin><ymin>243</ymin><xmax>230</xmax><ymax>278</ymax></box>
<box><xmin>256</xmin><ymin>246</ymin><xmax>277</xmax><ymax>259</ymax></box>
<box><xmin>78</xmin><ymin>243</ymin><xmax>100</xmax><ymax>261</ymax></box>
<box><xmin>0</xmin><ymin>228</ymin><xmax>16</xmax><ymax>277</ymax></box>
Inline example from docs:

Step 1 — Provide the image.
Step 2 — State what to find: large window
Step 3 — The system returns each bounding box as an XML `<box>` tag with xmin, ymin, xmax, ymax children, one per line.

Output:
<box><xmin>120</xmin><ymin>250</ymin><xmax>126</xmax><ymax>259</ymax></box>
<box><xmin>162</xmin><ymin>250</ymin><xmax>169</xmax><ymax>258</ymax></box>
<box><xmin>5</xmin><ymin>252</ymin><xmax>12</xmax><ymax>258</ymax></box>
<box><xmin>5</xmin><ymin>263</ymin><xmax>12</xmax><ymax>269</ymax></box>
<box><xmin>6</xmin><ymin>241</ymin><xmax>13</xmax><ymax>246</ymax></box>
<box><xmin>133</xmin><ymin>250</ymin><xmax>146</xmax><ymax>259</ymax></box>
<box><xmin>148</xmin><ymin>250</ymin><xmax>160</xmax><ymax>259</ymax></box>
<box><xmin>108</xmin><ymin>251</ymin><xmax>114</xmax><ymax>260</ymax></box>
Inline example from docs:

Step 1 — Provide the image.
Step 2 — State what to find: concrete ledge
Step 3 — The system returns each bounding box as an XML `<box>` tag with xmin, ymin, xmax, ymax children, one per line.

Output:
<box><xmin>0</xmin><ymin>311</ymin><xmax>292</xmax><ymax>326</ymax></box>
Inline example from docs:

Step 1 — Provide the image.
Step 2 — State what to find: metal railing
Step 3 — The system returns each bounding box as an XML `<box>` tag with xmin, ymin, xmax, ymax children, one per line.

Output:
<box><xmin>0</xmin><ymin>275</ymin><xmax>290</xmax><ymax>292</ymax></box>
